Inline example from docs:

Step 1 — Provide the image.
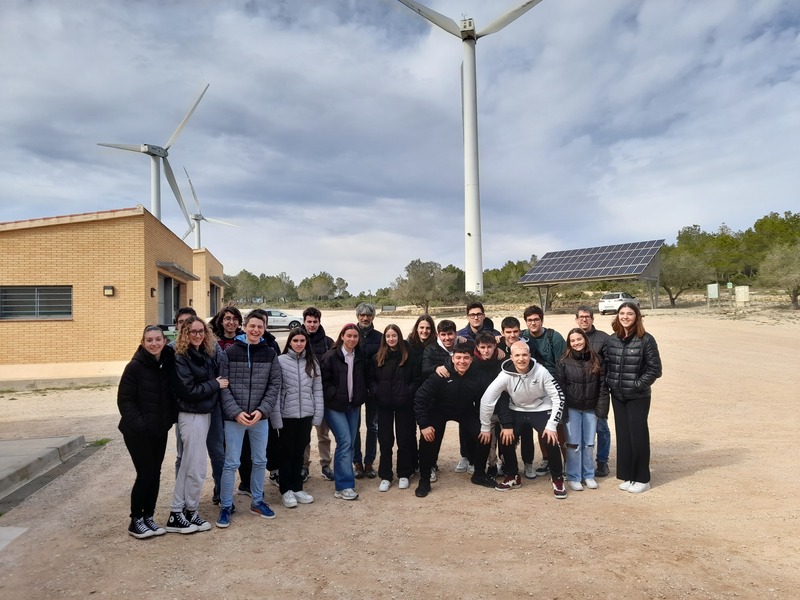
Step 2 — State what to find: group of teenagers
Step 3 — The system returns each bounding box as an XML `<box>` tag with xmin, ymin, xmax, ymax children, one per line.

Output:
<box><xmin>117</xmin><ymin>299</ymin><xmax>662</xmax><ymax>539</ymax></box>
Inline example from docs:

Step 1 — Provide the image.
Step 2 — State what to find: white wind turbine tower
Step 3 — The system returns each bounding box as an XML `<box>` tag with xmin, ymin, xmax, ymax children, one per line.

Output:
<box><xmin>98</xmin><ymin>84</ymin><xmax>210</xmax><ymax>223</ymax></box>
<box><xmin>395</xmin><ymin>0</ymin><xmax>544</xmax><ymax>295</ymax></box>
<box><xmin>182</xmin><ymin>167</ymin><xmax>238</xmax><ymax>250</ymax></box>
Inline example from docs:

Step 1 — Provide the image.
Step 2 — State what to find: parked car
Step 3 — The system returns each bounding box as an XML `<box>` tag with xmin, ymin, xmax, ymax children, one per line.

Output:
<box><xmin>598</xmin><ymin>292</ymin><xmax>640</xmax><ymax>315</ymax></box>
<box><xmin>262</xmin><ymin>309</ymin><xmax>303</xmax><ymax>329</ymax></box>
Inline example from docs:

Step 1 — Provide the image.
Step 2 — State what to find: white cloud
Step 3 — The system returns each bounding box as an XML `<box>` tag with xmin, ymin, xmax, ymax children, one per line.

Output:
<box><xmin>1</xmin><ymin>0</ymin><xmax>799</xmax><ymax>293</ymax></box>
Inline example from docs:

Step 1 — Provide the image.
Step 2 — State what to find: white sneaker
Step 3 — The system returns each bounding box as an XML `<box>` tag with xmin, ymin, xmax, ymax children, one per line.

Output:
<box><xmin>628</xmin><ymin>481</ymin><xmax>651</xmax><ymax>494</ymax></box>
<box><xmin>454</xmin><ymin>457</ymin><xmax>469</xmax><ymax>473</ymax></box>
<box><xmin>334</xmin><ymin>488</ymin><xmax>359</xmax><ymax>501</ymax></box>
<box><xmin>293</xmin><ymin>490</ymin><xmax>314</xmax><ymax>504</ymax></box>
<box><xmin>619</xmin><ymin>480</ymin><xmax>633</xmax><ymax>491</ymax></box>
<box><xmin>584</xmin><ymin>478</ymin><xmax>598</xmax><ymax>489</ymax></box>
<box><xmin>467</xmin><ymin>463</ymin><xmax>475</xmax><ymax>474</ymax></box>
<box><xmin>282</xmin><ymin>490</ymin><xmax>297</xmax><ymax>508</ymax></box>
<box><xmin>398</xmin><ymin>477</ymin><xmax>410</xmax><ymax>489</ymax></box>
<box><xmin>568</xmin><ymin>480</ymin><xmax>584</xmax><ymax>491</ymax></box>
<box><xmin>430</xmin><ymin>467</ymin><xmax>438</xmax><ymax>483</ymax></box>
<box><xmin>379</xmin><ymin>479</ymin><xmax>391</xmax><ymax>492</ymax></box>
<box><xmin>523</xmin><ymin>463</ymin><xmax>536</xmax><ymax>479</ymax></box>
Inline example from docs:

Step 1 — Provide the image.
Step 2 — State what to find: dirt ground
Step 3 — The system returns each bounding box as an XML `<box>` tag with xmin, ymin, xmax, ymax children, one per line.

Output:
<box><xmin>0</xmin><ymin>307</ymin><xmax>798</xmax><ymax>599</ymax></box>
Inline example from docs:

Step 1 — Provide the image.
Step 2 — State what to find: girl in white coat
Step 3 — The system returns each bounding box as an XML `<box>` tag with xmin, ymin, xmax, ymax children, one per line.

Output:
<box><xmin>277</xmin><ymin>328</ymin><xmax>324</xmax><ymax>507</ymax></box>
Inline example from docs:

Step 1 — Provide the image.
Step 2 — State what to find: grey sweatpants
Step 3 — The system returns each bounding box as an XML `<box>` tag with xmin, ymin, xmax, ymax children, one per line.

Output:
<box><xmin>170</xmin><ymin>412</ymin><xmax>211</xmax><ymax>512</ymax></box>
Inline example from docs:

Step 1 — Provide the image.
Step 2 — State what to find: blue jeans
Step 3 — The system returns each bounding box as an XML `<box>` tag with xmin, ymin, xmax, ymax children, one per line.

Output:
<box><xmin>352</xmin><ymin>402</ymin><xmax>377</xmax><ymax>466</ymax></box>
<box><xmin>220</xmin><ymin>419</ymin><xmax>269</xmax><ymax>508</ymax></box>
<box><xmin>325</xmin><ymin>406</ymin><xmax>360</xmax><ymax>491</ymax></box>
<box><xmin>565</xmin><ymin>409</ymin><xmax>597</xmax><ymax>482</ymax></box>
<box><xmin>596</xmin><ymin>417</ymin><xmax>610</xmax><ymax>463</ymax></box>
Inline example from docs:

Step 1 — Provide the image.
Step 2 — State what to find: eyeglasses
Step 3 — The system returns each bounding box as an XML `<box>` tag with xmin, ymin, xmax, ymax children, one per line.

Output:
<box><xmin>467</xmin><ymin>312</ymin><xmax>484</xmax><ymax>318</ymax></box>
<box><xmin>189</xmin><ymin>329</ymin><xmax>206</xmax><ymax>336</ymax></box>
<box><xmin>577</xmin><ymin>315</ymin><xmax>592</xmax><ymax>320</ymax></box>
<box><xmin>222</xmin><ymin>316</ymin><xmax>239</xmax><ymax>322</ymax></box>
<box><xmin>526</xmin><ymin>317</ymin><xmax>542</xmax><ymax>323</ymax></box>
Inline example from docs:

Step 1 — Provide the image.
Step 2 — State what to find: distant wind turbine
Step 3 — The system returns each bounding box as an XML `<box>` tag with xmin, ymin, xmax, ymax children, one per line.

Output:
<box><xmin>98</xmin><ymin>84</ymin><xmax>210</xmax><ymax>224</ymax></box>
<box><xmin>182</xmin><ymin>167</ymin><xmax>238</xmax><ymax>250</ymax></box>
<box><xmin>395</xmin><ymin>0</ymin><xmax>544</xmax><ymax>295</ymax></box>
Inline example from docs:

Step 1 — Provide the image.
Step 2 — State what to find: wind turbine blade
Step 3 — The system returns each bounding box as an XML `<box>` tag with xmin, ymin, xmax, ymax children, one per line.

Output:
<box><xmin>204</xmin><ymin>216</ymin><xmax>239</xmax><ymax>228</ymax></box>
<box><xmin>97</xmin><ymin>143</ymin><xmax>145</xmax><ymax>153</ymax></box>
<box><xmin>395</xmin><ymin>0</ymin><xmax>461</xmax><ymax>37</ymax></box>
<box><xmin>477</xmin><ymin>0</ymin><xmax>544</xmax><ymax>38</ymax></box>
<box><xmin>181</xmin><ymin>224</ymin><xmax>195</xmax><ymax>241</ymax></box>
<box><xmin>164</xmin><ymin>83</ymin><xmax>210</xmax><ymax>150</ymax></box>
<box><xmin>163</xmin><ymin>157</ymin><xmax>192</xmax><ymax>227</ymax></box>
<box><xmin>183</xmin><ymin>166</ymin><xmax>202</xmax><ymax>213</ymax></box>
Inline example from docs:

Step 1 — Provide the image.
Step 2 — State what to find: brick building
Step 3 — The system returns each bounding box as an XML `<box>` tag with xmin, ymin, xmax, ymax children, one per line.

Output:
<box><xmin>0</xmin><ymin>206</ymin><xmax>226</xmax><ymax>365</ymax></box>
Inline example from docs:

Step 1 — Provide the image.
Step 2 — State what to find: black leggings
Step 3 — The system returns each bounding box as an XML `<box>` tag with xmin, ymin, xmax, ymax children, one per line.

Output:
<box><xmin>278</xmin><ymin>417</ymin><xmax>313</xmax><ymax>494</ymax></box>
<box><xmin>123</xmin><ymin>432</ymin><xmax>168</xmax><ymax>519</ymax></box>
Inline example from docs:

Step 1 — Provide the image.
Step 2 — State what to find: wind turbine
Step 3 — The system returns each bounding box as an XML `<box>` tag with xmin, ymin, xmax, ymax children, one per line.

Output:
<box><xmin>395</xmin><ymin>0</ymin><xmax>544</xmax><ymax>295</ymax></box>
<box><xmin>182</xmin><ymin>167</ymin><xmax>238</xmax><ymax>250</ymax></box>
<box><xmin>98</xmin><ymin>84</ymin><xmax>210</xmax><ymax>223</ymax></box>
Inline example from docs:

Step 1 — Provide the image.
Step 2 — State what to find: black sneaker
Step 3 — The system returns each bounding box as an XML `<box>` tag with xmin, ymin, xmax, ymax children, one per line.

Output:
<box><xmin>415</xmin><ymin>480</ymin><xmax>431</xmax><ymax>498</ymax></box>
<box><xmin>595</xmin><ymin>461</ymin><xmax>610</xmax><ymax>478</ymax></box>
<box><xmin>128</xmin><ymin>517</ymin><xmax>155</xmax><ymax>539</ymax></box>
<box><xmin>300</xmin><ymin>466</ymin><xmax>310</xmax><ymax>483</ymax></box>
<box><xmin>166</xmin><ymin>510</ymin><xmax>199</xmax><ymax>534</ymax></box>
<box><xmin>184</xmin><ymin>509</ymin><xmax>212</xmax><ymax>532</ymax></box>
<box><xmin>237</xmin><ymin>483</ymin><xmax>252</xmax><ymax>497</ymax></box>
<box><xmin>268</xmin><ymin>471</ymin><xmax>280</xmax><ymax>487</ymax></box>
<box><xmin>364</xmin><ymin>463</ymin><xmax>377</xmax><ymax>479</ymax></box>
<box><xmin>471</xmin><ymin>473</ymin><xmax>497</xmax><ymax>488</ymax></box>
<box><xmin>552</xmin><ymin>477</ymin><xmax>568</xmax><ymax>499</ymax></box>
<box><xmin>486</xmin><ymin>465</ymin><xmax>498</xmax><ymax>478</ymax></box>
<box><xmin>142</xmin><ymin>515</ymin><xmax>166</xmax><ymax>536</ymax></box>
<box><xmin>534</xmin><ymin>460</ymin><xmax>550</xmax><ymax>476</ymax></box>
<box><xmin>321</xmin><ymin>465</ymin><xmax>335</xmax><ymax>481</ymax></box>
<box><xmin>354</xmin><ymin>463</ymin><xmax>365</xmax><ymax>479</ymax></box>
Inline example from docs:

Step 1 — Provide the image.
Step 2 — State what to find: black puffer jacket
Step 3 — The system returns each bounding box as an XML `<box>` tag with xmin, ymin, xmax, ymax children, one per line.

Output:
<box><xmin>357</xmin><ymin>325</ymin><xmax>382</xmax><ymax>359</ymax></box>
<box><xmin>605</xmin><ymin>332</ymin><xmax>662</xmax><ymax>401</ymax></box>
<box><xmin>556</xmin><ymin>351</ymin><xmax>609</xmax><ymax>418</ymax></box>
<box><xmin>117</xmin><ymin>345</ymin><xmax>178</xmax><ymax>436</ymax></box>
<box><xmin>421</xmin><ymin>342</ymin><xmax>452</xmax><ymax>377</ymax></box>
<box><xmin>174</xmin><ymin>346</ymin><xmax>220</xmax><ymax>414</ymax></box>
<box><xmin>306</xmin><ymin>325</ymin><xmax>334</xmax><ymax>358</ymax></box>
<box><xmin>320</xmin><ymin>347</ymin><xmax>369</xmax><ymax>412</ymax></box>
<box><xmin>414</xmin><ymin>367</ymin><xmax>490</xmax><ymax>428</ymax></box>
<box><xmin>368</xmin><ymin>342</ymin><xmax>418</xmax><ymax>410</ymax></box>
<box><xmin>219</xmin><ymin>337</ymin><xmax>282</xmax><ymax>426</ymax></box>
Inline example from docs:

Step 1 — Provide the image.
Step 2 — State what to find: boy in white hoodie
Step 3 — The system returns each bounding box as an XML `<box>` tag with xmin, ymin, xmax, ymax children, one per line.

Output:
<box><xmin>478</xmin><ymin>342</ymin><xmax>568</xmax><ymax>498</ymax></box>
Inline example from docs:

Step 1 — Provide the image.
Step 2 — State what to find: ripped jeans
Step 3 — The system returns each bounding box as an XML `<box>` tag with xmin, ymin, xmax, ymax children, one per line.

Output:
<box><xmin>564</xmin><ymin>408</ymin><xmax>597</xmax><ymax>482</ymax></box>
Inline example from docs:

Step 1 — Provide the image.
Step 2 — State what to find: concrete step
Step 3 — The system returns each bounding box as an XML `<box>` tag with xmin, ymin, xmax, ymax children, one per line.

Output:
<box><xmin>0</xmin><ymin>436</ymin><xmax>86</xmax><ymax>500</ymax></box>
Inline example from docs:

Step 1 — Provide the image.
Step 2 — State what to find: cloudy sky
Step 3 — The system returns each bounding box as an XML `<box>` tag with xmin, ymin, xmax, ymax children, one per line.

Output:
<box><xmin>1</xmin><ymin>0</ymin><xmax>798</xmax><ymax>293</ymax></box>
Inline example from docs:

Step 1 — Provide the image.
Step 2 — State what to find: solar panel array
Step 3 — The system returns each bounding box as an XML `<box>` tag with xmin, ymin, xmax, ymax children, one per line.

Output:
<box><xmin>518</xmin><ymin>239</ymin><xmax>665</xmax><ymax>285</ymax></box>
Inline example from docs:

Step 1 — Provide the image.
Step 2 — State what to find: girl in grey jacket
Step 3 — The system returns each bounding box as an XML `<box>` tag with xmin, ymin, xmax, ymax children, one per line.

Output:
<box><xmin>276</xmin><ymin>328</ymin><xmax>324</xmax><ymax>508</ymax></box>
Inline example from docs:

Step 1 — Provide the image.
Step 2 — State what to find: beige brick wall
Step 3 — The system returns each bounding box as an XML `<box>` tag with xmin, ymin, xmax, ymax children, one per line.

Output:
<box><xmin>192</xmin><ymin>249</ymin><xmax>225</xmax><ymax>319</ymax></box>
<box><xmin>0</xmin><ymin>207</ymin><xmax>218</xmax><ymax>365</ymax></box>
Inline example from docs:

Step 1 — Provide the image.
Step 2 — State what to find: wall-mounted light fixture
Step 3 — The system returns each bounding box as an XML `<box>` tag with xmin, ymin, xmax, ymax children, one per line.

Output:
<box><xmin>189</xmin><ymin>299</ymin><xmax>193</xmax><ymax>306</ymax></box>
<box><xmin>150</xmin><ymin>288</ymin><xmax>156</xmax><ymax>297</ymax></box>
<box><xmin>103</xmin><ymin>286</ymin><xmax>115</xmax><ymax>297</ymax></box>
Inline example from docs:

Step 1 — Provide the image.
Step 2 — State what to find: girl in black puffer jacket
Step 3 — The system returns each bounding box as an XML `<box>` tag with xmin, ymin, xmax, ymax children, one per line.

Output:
<box><xmin>117</xmin><ymin>325</ymin><xmax>178</xmax><ymax>539</ymax></box>
<box><xmin>368</xmin><ymin>325</ymin><xmax>420</xmax><ymax>492</ymax></box>
<box><xmin>556</xmin><ymin>328</ymin><xmax>609</xmax><ymax>491</ymax></box>
<box><xmin>605</xmin><ymin>302</ymin><xmax>662</xmax><ymax>494</ymax></box>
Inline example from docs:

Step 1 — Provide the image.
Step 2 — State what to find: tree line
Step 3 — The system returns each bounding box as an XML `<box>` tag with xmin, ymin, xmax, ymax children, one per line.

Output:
<box><xmin>223</xmin><ymin>211</ymin><xmax>800</xmax><ymax>311</ymax></box>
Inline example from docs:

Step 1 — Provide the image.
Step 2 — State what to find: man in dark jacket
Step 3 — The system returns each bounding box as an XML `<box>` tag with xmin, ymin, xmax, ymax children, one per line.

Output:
<box><xmin>456</xmin><ymin>301</ymin><xmax>500</xmax><ymax>342</ymax></box>
<box><xmin>302</xmin><ymin>306</ymin><xmax>335</xmax><ymax>481</ymax></box>
<box><xmin>413</xmin><ymin>343</ymin><xmax>490</xmax><ymax>498</ymax></box>
<box><xmin>352</xmin><ymin>303</ymin><xmax>382</xmax><ymax>479</ymax></box>
<box><xmin>576</xmin><ymin>306</ymin><xmax>611</xmax><ymax>477</ymax></box>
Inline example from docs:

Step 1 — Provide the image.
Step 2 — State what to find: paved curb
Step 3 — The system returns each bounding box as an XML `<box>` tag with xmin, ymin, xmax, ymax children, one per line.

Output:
<box><xmin>0</xmin><ymin>377</ymin><xmax>121</xmax><ymax>392</ymax></box>
<box><xmin>0</xmin><ymin>436</ymin><xmax>86</xmax><ymax>500</ymax></box>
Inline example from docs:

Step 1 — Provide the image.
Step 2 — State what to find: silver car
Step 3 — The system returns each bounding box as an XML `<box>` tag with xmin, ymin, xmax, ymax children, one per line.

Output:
<box><xmin>598</xmin><ymin>292</ymin><xmax>639</xmax><ymax>315</ymax></box>
<box><xmin>262</xmin><ymin>309</ymin><xmax>303</xmax><ymax>329</ymax></box>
